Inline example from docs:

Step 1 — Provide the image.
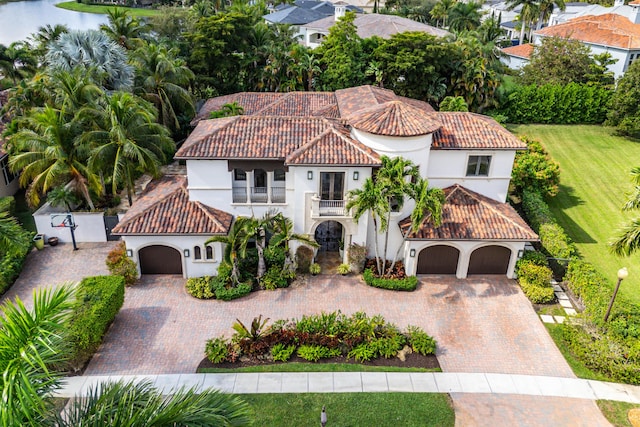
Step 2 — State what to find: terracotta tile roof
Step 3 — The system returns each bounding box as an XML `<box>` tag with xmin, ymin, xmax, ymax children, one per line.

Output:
<box><xmin>401</xmin><ymin>185</ymin><xmax>538</xmax><ymax>241</ymax></box>
<box><xmin>432</xmin><ymin>112</ymin><xmax>526</xmax><ymax>149</ymax></box>
<box><xmin>257</xmin><ymin>92</ymin><xmax>337</xmax><ymax>116</ymax></box>
<box><xmin>195</xmin><ymin>93</ymin><xmax>285</xmax><ymax>122</ymax></box>
<box><xmin>535</xmin><ymin>14</ymin><xmax>640</xmax><ymax>49</ymax></box>
<box><xmin>286</xmin><ymin>125</ymin><xmax>380</xmax><ymax>165</ymax></box>
<box><xmin>630</xmin><ymin>0</ymin><xmax>640</xmax><ymax>5</ymax></box>
<box><xmin>112</xmin><ymin>175</ymin><xmax>232</xmax><ymax>235</ymax></box>
<box><xmin>501</xmin><ymin>43</ymin><xmax>534</xmax><ymax>59</ymax></box>
<box><xmin>346</xmin><ymin>100</ymin><xmax>442</xmax><ymax>136</ymax></box>
<box><xmin>335</xmin><ymin>85</ymin><xmax>398</xmax><ymax>117</ymax></box>
<box><xmin>396</xmin><ymin>96</ymin><xmax>436</xmax><ymax>114</ymax></box>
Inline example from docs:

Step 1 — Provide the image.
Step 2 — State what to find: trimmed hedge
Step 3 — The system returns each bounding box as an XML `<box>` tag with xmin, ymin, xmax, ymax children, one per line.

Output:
<box><xmin>67</xmin><ymin>275</ymin><xmax>125</xmax><ymax>370</ymax></box>
<box><xmin>214</xmin><ymin>282</ymin><xmax>252</xmax><ymax>301</ymax></box>
<box><xmin>515</xmin><ymin>257</ymin><xmax>555</xmax><ymax>303</ymax></box>
<box><xmin>186</xmin><ymin>275</ymin><xmax>252</xmax><ymax>301</ymax></box>
<box><xmin>363</xmin><ymin>268</ymin><xmax>418</xmax><ymax>291</ymax></box>
<box><xmin>501</xmin><ymin>83</ymin><xmax>611</xmax><ymax>124</ymax></box>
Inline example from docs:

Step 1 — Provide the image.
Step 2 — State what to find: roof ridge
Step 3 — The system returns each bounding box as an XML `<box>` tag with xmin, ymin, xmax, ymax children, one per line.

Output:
<box><xmin>328</xmin><ymin>125</ymin><xmax>380</xmax><ymax>163</ymax></box>
<box><xmin>194</xmin><ymin>200</ymin><xmax>228</xmax><ymax>230</ymax></box>
<box><xmin>285</xmin><ymin>126</ymin><xmax>334</xmax><ymax>163</ymax></box>
<box><xmin>119</xmin><ymin>178</ymin><xmax>184</xmax><ymax>228</ymax></box>
<box><xmin>454</xmin><ymin>185</ymin><xmax>535</xmax><ymax>235</ymax></box>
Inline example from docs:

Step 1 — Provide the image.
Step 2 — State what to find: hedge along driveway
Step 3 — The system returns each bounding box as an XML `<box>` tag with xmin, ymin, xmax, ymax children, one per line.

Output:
<box><xmin>510</xmin><ymin>125</ymin><xmax>640</xmax><ymax>305</ymax></box>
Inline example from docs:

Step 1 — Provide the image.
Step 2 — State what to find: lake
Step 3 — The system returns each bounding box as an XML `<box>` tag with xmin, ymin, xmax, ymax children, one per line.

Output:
<box><xmin>0</xmin><ymin>0</ymin><xmax>108</xmax><ymax>45</ymax></box>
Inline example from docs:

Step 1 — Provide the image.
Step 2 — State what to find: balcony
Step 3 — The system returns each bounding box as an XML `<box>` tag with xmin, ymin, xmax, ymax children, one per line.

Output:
<box><xmin>233</xmin><ymin>186</ymin><xmax>286</xmax><ymax>204</ymax></box>
<box><xmin>310</xmin><ymin>195</ymin><xmax>351</xmax><ymax>218</ymax></box>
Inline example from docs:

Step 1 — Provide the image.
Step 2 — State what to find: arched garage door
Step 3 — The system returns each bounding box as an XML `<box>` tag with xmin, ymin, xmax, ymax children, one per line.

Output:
<box><xmin>416</xmin><ymin>245</ymin><xmax>460</xmax><ymax>275</ymax></box>
<box><xmin>467</xmin><ymin>246</ymin><xmax>511</xmax><ymax>275</ymax></box>
<box><xmin>139</xmin><ymin>245</ymin><xmax>182</xmax><ymax>274</ymax></box>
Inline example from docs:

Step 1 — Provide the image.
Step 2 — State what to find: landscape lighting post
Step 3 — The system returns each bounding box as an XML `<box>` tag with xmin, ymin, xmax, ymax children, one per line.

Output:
<box><xmin>604</xmin><ymin>267</ymin><xmax>628</xmax><ymax>322</ymax></box>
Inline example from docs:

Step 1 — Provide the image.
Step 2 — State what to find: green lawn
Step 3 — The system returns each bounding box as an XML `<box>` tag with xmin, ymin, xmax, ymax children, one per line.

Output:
<box><xmin>510</xmin><ymin>125</ymin><xmax>640</xmax><ymax>304</ymax></box>
<box><xmin>55</xmin><ymin>2</ymin><xmax>163</xmax><ymax>17</ymax></box>
<box><xmin>597</xmin><ymin>400</ymin><xmax>640</xmax><ymax>427</ymax></box>
<box><xmin>199</xmin><ymin>362</ymin><xmax>440</xmax><ymax>373</ymax></box>
<box><xmin>241</xmin><ymin>393</ymin><xmax>455</xmax><ymax>427</ymax></box>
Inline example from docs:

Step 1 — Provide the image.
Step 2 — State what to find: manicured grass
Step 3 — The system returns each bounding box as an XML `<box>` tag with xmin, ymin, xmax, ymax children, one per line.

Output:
<box><xmin>544</xmin><ymin>324</ymin><xmax>609</xmax><ymax>381</ymax></box>
<box><xmin>240</xmin><ymin>393</ymin><xmax>455</xmax><ymax>427</ymax></box>
<box><xmin>510</xmin><ymin>125</ymin><xmax>640</xmax><ymax>305</ymax></box>
<box><xmin>597</xmin><ymin>400</ymin><xmax>640</xmax><ymax>427</ymax></box>
<box><xmin>55</xmin><ymin>1</ymin><xmax>163</xmax><ymax>17</ymax></box>
<box><xmin>199</xmin><ymin>362</ymin><xmax>440</xmax><ymax>373</ymax></box>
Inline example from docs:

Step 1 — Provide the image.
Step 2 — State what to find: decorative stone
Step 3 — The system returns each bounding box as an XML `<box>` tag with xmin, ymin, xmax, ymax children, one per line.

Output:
<box><xmin>555</xmin><ymin>291</ymin><xmax>569</xmax><ymax>300</ymax></box>
<box><xmin>397</xmin><ymin>345</ymin><xmax>412</xmax><ymax>362</ymax></box>
<box><xmin>559</xmin><ymin>299</ymin><xmax>573</xmax><ymax>308</ymax></box>
<box><xmin>553</xmin><ymin>316</ymin><xmax>566</xmax><ymax>324</ymax></box>
<box><xmin>540</xmin><ymin>315</ymin><xmax>555</xmax><ymax>324</ymax></box>
<box><xmin>628</xmin><ymin>408</ymin><xmax>640</xmax><ymax>427</ymax></box>
<box><xmin>564</xmin><ymin>308</ymin><xmax>577</xmax><ymax>316</ymax></box>
<box><xmin>553</xmin><ymin>285</ymin><xmax>563</xmax><ymax>292</ymax></box>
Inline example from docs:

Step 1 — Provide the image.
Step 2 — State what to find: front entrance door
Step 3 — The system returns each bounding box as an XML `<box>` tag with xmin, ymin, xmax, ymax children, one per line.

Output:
<box><xmin>314</xmin><ymin>221</ymin><xmax>343</xmax><ymax>252</ymax></box>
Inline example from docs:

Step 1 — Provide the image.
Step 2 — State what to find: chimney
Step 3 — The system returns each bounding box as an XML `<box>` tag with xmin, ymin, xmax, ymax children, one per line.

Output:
<box><xmin>614</xmin><ymin>0</ymin><xmax>624</xmax><ymax>6</ymax></box>
<box><xmin>631</xmin><ymin>2</ymin><xmax>640</xmax><ymax>24</ymax></box>
<box><xmin>334</xmin><ymin>2</ymin><xmax>346</xmax><ymax>20</ymax></box>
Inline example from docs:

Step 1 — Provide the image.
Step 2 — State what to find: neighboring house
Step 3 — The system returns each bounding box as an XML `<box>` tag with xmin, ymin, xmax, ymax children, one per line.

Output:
<box><xmin>113</xmin><ymin>85</ymin><xmax>537</xmax><ymax>280</ymax></box>
<box><xmin>500</xmin><ymin>43</ymin><xmax>534</xmax><ymax>70</ymax></box>
<box><xmin>300</xmin><ymin>9</ymin><xmax>450</xmax><ymax>48</ymax></box>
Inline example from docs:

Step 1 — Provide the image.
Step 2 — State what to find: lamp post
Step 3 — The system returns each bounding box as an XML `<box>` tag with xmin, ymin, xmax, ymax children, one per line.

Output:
<box><xmin>604</xmin><ymin>267</ymin><xmax>629</xmax><ymax>322</ymax></box>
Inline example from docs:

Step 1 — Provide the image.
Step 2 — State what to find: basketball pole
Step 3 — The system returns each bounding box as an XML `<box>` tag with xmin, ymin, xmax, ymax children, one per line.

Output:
<box><xmin>66</xmin><ymin>214</ymin><xmax>78</xmax><ymax>251</ymax></box>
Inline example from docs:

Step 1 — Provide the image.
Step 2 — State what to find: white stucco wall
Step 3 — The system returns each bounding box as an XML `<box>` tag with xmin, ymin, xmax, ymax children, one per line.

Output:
<box><xmin>427</xmin><ymin>150</ymin><xmax>515</xmax><ymax>202</ymax></box>
<box><xmin>0</xmin><ymin>176</ymin><xmax>19</xmax><ymax>198</ymax></box>
<box><xmin>500</xmin><ymin>54</ymin><xmax>530</xmax><ymax>70</ymax></box>
<box><xmin>122</xmin><ymin>235</ymin><xmax>224</xmax><ymax>279</ymax></box>
<box><xmin>33</xmin><ymin>206</ymin><xmax>109</xmax><ymax>243</ymax></box>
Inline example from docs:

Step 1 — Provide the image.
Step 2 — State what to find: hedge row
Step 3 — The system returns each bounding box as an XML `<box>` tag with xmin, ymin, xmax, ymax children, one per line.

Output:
<box><xmin>515</xmin><ymin>256</ymin><xmax>555</xmax><ymax>303</ymax></box>
<box><xmin>502</xmin><ymin>83</ymin><xmax>611</xmax><ymax>124</ymax></box>
<box><xmin>562</xmin><ymin>260</ymin><xmax>640</xmax><ymax>384</ymax></box>
<box><xmin>67</xmin><ymin>275</ymin><xmax>125</xmax><ymax>370</ymax></box>
<box><xmin>363</xmin><ymin>268</ymin><xmax>418</xmax><ymax>291</ymax></box>
<box><xmin>186</xmin><ymin>276</ymin><xmax>252</xmax><ymax>301</ymax></box>
<box><xmin>0</xmin><ymin>243</ymin><xmax>31</xmax><ymax>295</ymax></box>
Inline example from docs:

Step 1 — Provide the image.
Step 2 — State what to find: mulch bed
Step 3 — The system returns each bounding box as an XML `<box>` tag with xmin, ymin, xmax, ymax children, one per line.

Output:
<box><xmin>197</xmin><ymin>353</ymin><xmax>440</xmax><ymax>371</ymax></box>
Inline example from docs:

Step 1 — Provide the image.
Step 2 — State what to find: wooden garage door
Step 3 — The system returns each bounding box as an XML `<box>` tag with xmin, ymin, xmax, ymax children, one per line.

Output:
<box><xmin>139</xmin><ymin>245</ymin><xmax>182</xmax><ymax>274</ymax></box>
<box><xmin>416</xmin><ymin>245</ymin><xmax>460</xmax><ymax>274</ymax></box>
<box><xmin>467</xmin><ymin>245</ymin><xmax>511</xmax><ymax>275</ymax></box>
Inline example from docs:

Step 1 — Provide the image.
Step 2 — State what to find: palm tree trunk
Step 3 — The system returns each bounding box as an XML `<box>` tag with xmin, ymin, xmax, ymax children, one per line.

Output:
<box><xmin>126</xmin><ymin>167</ymin><xmax>134</xmax><ymax>206</ymax></box>
<box><xmin>519</xmin><ymin>21</ymin><xmax>526</xmax><ymax>45</ymax></box>
<box><xmin>256</xmin><ymin>227</ymin><xmax>266</xmax><ymax>279</ymax></box>
<box><xmin>372</xmin><ymin>216</ymin><xmax>382</xmax><ymax>275</ymax></box>
<box><xmin>383</xmin><ymin>208</ymin><xmax>392</xmax><ymax>277</ymax></box>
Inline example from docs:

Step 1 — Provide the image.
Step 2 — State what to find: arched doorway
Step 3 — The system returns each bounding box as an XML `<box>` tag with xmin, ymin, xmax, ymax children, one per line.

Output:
<box><xmin>416</xmin><ymin>245</ymin><xmax>460</xmax><ymax>275</ymax></box>
<box><xmin>314</xmin><ymin>221</ymin><xmax>343</xmax><ymax>272</ymax></box>
<box><xmin>467</xmin><ymin>245</ymin><xmax>511</xmax><ymax>275</ymax></box>
<box><xmin>138</xmin><ymin>245</ymin><xmax>182</xmax><ymax>274</ymax></box>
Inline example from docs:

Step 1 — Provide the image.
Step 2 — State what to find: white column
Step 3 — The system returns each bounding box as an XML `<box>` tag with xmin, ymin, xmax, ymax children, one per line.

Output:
<box><xmin>246</xmin><ymin>171</ymin><xmax>253</xmax><ymax>203</ymax></box>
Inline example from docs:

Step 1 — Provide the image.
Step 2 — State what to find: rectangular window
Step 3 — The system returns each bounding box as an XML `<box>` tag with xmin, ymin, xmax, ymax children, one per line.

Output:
<box><xmin>466</xmin><ymin>155</ymin><xmax>491</xmax><ymax>176</ymax></box>
<box><xmin>274</xmin><ymin>169</ymin><xmax>286</xmax><ymax>181</ymax></box>
<box><xmin>1</xmin><ymin>156</ymin><xmax>15</xmax><ymax>186</ymax></box>
<box><xmin>234</xmin><ymin>169</ymin><xmax>246</xmax><ymax>181</ymax></box>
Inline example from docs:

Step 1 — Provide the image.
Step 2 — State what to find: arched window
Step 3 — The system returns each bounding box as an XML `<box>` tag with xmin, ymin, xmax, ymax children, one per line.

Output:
<box><xmin>194</xmin><ymin>246</ymin><xmax>202</xmax><ymax>260</ymax></box>
<box><xmin>206</xmin><ymin>245</ymin><xmax>214</xmax><ymax>260</ymax></box>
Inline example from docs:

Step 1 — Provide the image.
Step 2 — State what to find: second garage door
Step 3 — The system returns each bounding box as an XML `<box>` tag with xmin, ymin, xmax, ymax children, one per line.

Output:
<box><xmin>416</xmin><ymin>245</ymin><xmax>460</xmax><ymax>274</ymax></box>
<box><xmin>467</xmin><ymin>245</ymin><xmax>511</xmax><ymax>275</ymax></box>
<box><xmin>139</xmin><ymin>245</ymin><xmax>183</xmax><ymax>274</ymax></box>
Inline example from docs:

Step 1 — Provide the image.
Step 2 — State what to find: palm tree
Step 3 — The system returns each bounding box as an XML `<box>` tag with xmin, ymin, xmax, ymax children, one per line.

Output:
<box><xmin>207</xmin><ymin>217</ymin><xmax>252</xmax><ymax>285</ymax></box>
<box><xmin>48</xmin><ymin>67</ymin><xmax>104</xmax><ymax>114</ymax></box>
<box><xmin>0</xmin><ymin>285</ymin><xmax>75</xmax><ymax>426</ymax></box>
<box><xmin>269</xmin><ymin>212</ymin><xmax>318</xmax><ymax>273</ymax></box>
<box><xmin>506</xmin><ymin>0</ymin><xmax>538</xmax><ymax>44</ymax></box>
<box><xmin>448</xmin><ymin>1</ymin><xmax>484</xmax><ymax>33</ymax></box>
<box><xmin>46</xmin><ymin>29</ymin><xmax>134</xmax><ymax>91</ymax></box>
<box><xmin>100</xmin><ymin>8</ymin><xmax>149</xmax><ymax>50</ymax></box>
<box><xmin>57</xmin><ymin>380</ymin><xmax>253</xmax><ymax>426</ymax></box>
<box><xmin>0</xmin><ymin>41</ymin><xmax>37</xmax><ymax>85</ymax></box>
<box><xmin>536</xmin><ymin>0</ymin><xmax>565</xmax><ymax>30</ymax></box>
<box><xmin>611</xmin><ymin>167</ymin><xmax>640</xmax><ymax>256</ymax></box>
<box><xmin>28</xmin><ymin>24</ymin><xmax>69</xmax><ymax>59</ymax></box>
<box><xmin>131</xmin><ymin>43</ymin><xmax>195</xmax><ymax>134</ymax></box>
<box><xmin>0</xmin><ymin>210</ymin><xmax>29</xmax><ymax>257</ymax></box>
<box><xmin>46</xmin><ymin>184</ymin><xmax>80</xmax><ymax>212</ymax></box>
<box><xmin>8</xmin><ymin>106</ymin><xmax>100</xmax><ymax>209</ymax></box>
<box><xmin>82</xmin><ymin>91</ymin><xmax>174</xmax><ymax>206</ymax></box>
<box><xmin>429</xmin><ymin>0</ymin><xmax>456</xmax><ymax>28</ymax></box>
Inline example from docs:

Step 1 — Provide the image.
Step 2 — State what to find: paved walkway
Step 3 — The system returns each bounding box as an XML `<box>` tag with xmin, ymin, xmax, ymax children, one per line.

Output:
<box><xmin>56</xmin><ymin>372</ymin><xmax>640</xmax><ymax>404</ymax></box>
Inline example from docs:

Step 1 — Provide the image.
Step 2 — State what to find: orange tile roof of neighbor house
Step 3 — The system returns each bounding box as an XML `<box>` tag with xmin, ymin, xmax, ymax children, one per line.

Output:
<box><xmin>112</xmin><ymin>176</ymin><xmax>233</xmax><ymax>236</ymax></box>
<box><xmin>401</xmin><ymin>185</ymin><xmax>538</xmax><ymax>241</ymax></box>
<box><xmin>535</xmin><ymin>14</ymin><xmax>640</xmax><ymax>49</ymax></box>
<box><xmin>501</xmin><ymin>43</ymin><xmax>534</xmax><ymax>59</ymax></box>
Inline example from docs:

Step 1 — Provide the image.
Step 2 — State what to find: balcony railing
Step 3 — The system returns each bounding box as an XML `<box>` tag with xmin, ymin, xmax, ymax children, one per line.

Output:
<box><xmin>319</xmin><ymin>200</ymin><xmax>347</xmax><ymax>216</ymax></box>
<box><xmin>232</xmin><ymin>186</ymin><xmax>286</xmax><ymax>204</ymax></box>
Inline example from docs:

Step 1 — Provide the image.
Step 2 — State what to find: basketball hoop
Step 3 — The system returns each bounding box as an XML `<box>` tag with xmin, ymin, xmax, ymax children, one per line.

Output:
<box><xmin>49</xmin><ymin>213</ymin><xmax>78</xmax><ymax>250</ymax></box>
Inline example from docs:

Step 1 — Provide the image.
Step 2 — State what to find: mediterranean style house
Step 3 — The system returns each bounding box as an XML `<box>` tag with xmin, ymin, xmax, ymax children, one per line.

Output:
<box><xmin>113</xmin><ymin>85</ymin><xmax>537</xmax><ymax>279</ymax></box>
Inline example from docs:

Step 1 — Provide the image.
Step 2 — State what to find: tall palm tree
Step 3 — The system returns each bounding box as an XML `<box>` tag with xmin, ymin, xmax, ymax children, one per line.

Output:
<box><xmin>0</xmin><ymin>285</ymin><xmax>75</xmax><ymax>426</ymax></box>
<box><xmin>611</xmin><ymin>167</ymin><xmax>640</xmax><ymax>256</ymax></box>
<box><xmin>0</xmin><ymin>41</ymin><xmax>37</xmax><ymax>85</ymax></box>
<box><xmin>448</xmin><ymin>1</ymin><xmax>484</xmax><ymax>33</ymax></box>
<box><xmin>131</xmin><ymin>43</ymin><xmax>195</xmax><ymax>134</ymax></box>
<box><xmin>536</xmin><ymin>0</ymin><xmax>565</xmax><ymax>30</ymax></box>
<box><xmin>28</xmin><ymin>24</ymin><xmax>69</xmax><ymax>60</ymax></box>
<box><xmin>429</xmin><ymin>0</ymin><xmax>456</xmax><ymax>28</ymax></box>
<box><xmin>82</xmin><ymin>91</ymin><xmax>174</xmax><ymax>206</ymax></box>
<box><xmin>506</xmin><ymin>0</ymin><xmax>538</xmax><ymax>44</ymax></box>
<box><xmin>207</xmin><ymin>217</ymin><xmax>251</xmax><ymax>285</ymax></box>
<box><xmin>100</xmin><ymin>8</ymin><xmax>149</xmax><ymax>50</ymax></box>
<box><xmin>46</xmin><ymin>29</ymin><xmax>134</xmax><ymax>91</ymax></box>
<box><xmin>8</xmin><ymin>106</ymin><xmax>100</xmax><ymax>209</ymax></box>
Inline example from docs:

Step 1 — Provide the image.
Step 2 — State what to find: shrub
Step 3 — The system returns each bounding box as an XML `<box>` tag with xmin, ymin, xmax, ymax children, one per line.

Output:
<box><xmin>511</xmin><ymin>137</ymin><xmax>560</xmax><ymax>198</ymax></box>
<box><xmin>520</xmin><ymin>250</ymin><xmax>548</xmax><ymax>267</ymax></box>
<box><xmin>67</xmin><ymin>276</ymin><xmax>125</xmax><ymax>370</ymax></box>
<box><xmin>0</xmin><ymin>233</ymin><xmax>32</xmax><ymax>295</ymax></box>
<box><xmin>205</xmin><ymin>337</ymin><xmax>229</xmax><ymax>363</ymax></box>
<box><xmin>271</xmin><ymin>343</ymin><xmax>296</xmax><ymax>362</ymax></box>
<box><xmin>406</xmin><ymin>326</ymin><xmax>437</xmax><ymax>356</ymax></box>
<box><xmin>264</xmin><ymin>245</ymin><xmax>286</xmax><ymax>268</ymax></box>
<box><xmin>214</xmin><ymin>282</ymin><xmax>252</xmax><ymax>301</ymax></box>
<box><xmin>336</xmin><ymin>263</ymin><xmax>351</xmax><ymax>275</ymax></box>
<box><xmin>348</xmin><ymin>343</ymin><xmax>377</xmax><ymax>362</ymax></box>
<box><xmin>539</xmin><ymin>222</ymin><xmax>577</xmax><ymax>259</ymax></box>
<box><xmin>363</xmin><ymin>268</ymin><xmax>418</xmax><ymax>291</ymax></box>
<box><xmin>186</xmin><ymin>276</ymin><xmax>215</xmax><ymax>299</ymax></box>
<box><xmin>261</xmin><ymin>265</ymin><xmax>293</xmax><ymax>290</ymax></box>
<box><xmin>297</xmin><ymin>345</ymin><xmax>338</xmax><ymax>362</ymax></box>
<box><xmin>516</xmin><ymin>259</ymin><xmax>555</xmax><ymax>303</ymax></box>
<box><xmin>309</xmin><ymin>263</ymin><xmax>321</xmax><ymax>275</ymax></box>
<box><xmin>521</xmin><ymin>188</ymin><xmax>554</xmax><ymax>233</ymax></box>
<box><xmin>295</xmin><ymin>246</ymin><xmax>314</xmax><ymax>273</ymax></box>
<box><xmin>371</xmin><ymin>335</ymin><xmax>406</xmax><ymax>358</ymax></box>
<box><xmin>105</xmin><ymin>242</ymin><xmax>138</xmax><ymax>286</ymax></box>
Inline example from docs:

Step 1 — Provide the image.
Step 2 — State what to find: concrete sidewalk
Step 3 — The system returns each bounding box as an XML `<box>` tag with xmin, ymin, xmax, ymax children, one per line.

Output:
<box><xmin>55</xmin><ymin>372</ymin><xmax>640</xmax><ymax>403</ymax></box>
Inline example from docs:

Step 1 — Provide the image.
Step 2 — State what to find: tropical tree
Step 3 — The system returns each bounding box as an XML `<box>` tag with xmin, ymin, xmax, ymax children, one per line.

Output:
<box><xmin>8</xmin><ymin>106</ymin><xmax>100</xmax><ymax>209</ymax></box>
<box><xmin>447</xmin><ymin>1</ymin><xmax>483</xmax><ymax>33</ymax></box>
<box><xmin>28</xmin><ymin>24</ymin><xmax>69</xmax><ymax>59</ymax></box>
<box><xmin>46</xmin><ymin>29</ymin><xmax>134</xmax><ymax>91</ymax></box>
<box><xmin>0</xmin><ymin>210</ymin><xmax>29</xmax><ymax>257</ymax></box>
<box><xmin>82</xmin><ymin>91</ymin><xmax>174</xmax><ymax>206</ymax></box>
<box><xmin>0</xmin><ymin>285</ymin><xmax>75</xmax><ymax>426</ymax></box>
<box><xmin>269</xmin><ymin>212</ymin><xmax>319</xmax><ymax>273</ymax></box>
<box><xmin>535</xmin><ymin>0</ymin><xmax>565</xmax><ymax>30</ymax></box>
<box><xmin>429</xmin><ymin>0</ymin><xmax>456</xmax><ymax>28</ymax></box>
<box><xmin>0</xmin><ymin>41</ymin><xmax>37</xmax><ymax>85</ymax></box>
<box><xmin>100</xmin><ymin>8</ymin><xmax>149</xmax><ymax>50</ymax></box>
<box><xmin>611</xmin><ymin>167</ymin><xmax>640</xmax><ymax>257</ymax></box>
<box><xmin>206</xmin><ymin>216</ymin><xmax>251</xmax><ymax>285</ymax></box>
<box><xmin>506</xmin><ymin>0</ymin><xmax>538</xmax><ymax>44</ymax></box>
<box><xmin>46</xmin><ymin>184</ymin><xmax>80</xmax><ymax>212</ymax></box>
<box><xmin>131</xmin><ymin>43</ymin><xmax>195</xmax><ymax>135</ymax></box>
<box><xmin>606</xmin><ymin>59</ymin><xmax>640</xmax><ymax>138</ymax></box>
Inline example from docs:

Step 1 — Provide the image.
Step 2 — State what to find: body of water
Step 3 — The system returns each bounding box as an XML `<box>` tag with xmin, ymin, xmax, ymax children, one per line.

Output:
<box><xmin>0</xmin><ymin>0</ymin><xmax>108</xmax><ymax>45</ymax></box>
